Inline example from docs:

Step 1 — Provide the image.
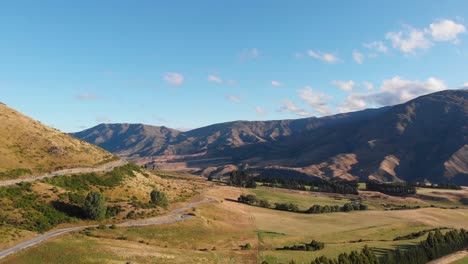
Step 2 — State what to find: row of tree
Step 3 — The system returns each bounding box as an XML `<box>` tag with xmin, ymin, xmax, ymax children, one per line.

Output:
<box><xmin>366</xmin><ymin>181</ymin><xmax>416</xmax><ymax>196</ymax></box>
<box><xmin>304</xmin><ymin>229</ymin><xmax>468</xmax><ymax>264</ymax></box>
<box><xmin>306</xmin><ymin>202</ymin><xmax>367</xmax><ymax>214</ymax></box>
<box><xmin>258</xmin><ymin>177</ymin><xmax>359</xmax><ymax>195</ymax></box>
<box><xmin>277</xmin><ymin>240</ymin><xmax>325</xmax><ymax>251</ymax></box>
<box><xmin>237</xmin><ymin>194</ymin><xmax>367</xmax><ymax>214</ymax></box>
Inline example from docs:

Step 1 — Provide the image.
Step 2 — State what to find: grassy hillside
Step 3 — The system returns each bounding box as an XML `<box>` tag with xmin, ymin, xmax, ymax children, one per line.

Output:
<box><xmin>0</xmin><ymin>165</ymin><xmax>211</xmax><ymax>251</ymax></box>
<box><xmin>0</xmin><ymin>104</ymin><xmax>117</xmax><ymax>179</ymax></box>
<box><xmin>2</xmin><ymin>183</ymin><xmax>466</xmax><ymax>263</ymax></box>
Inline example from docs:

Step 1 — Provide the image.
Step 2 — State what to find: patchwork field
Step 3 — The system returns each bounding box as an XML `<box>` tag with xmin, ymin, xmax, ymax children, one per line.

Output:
<box><xmin>2</xmin><ymin>182</ymin><xmax>467</xmax><ymax>264</ymax></box>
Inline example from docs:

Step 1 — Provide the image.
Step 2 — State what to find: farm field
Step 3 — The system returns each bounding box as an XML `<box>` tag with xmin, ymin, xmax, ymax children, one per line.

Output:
<box><xmin>2</xmin><ymin>182</ymin><xmax>467</xmax><ymax>264</ymax></box>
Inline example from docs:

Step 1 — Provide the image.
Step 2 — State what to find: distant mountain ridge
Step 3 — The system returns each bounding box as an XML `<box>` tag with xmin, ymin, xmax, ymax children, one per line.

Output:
<box><xmin>73</xmin><ymin>90</ymin><xmax>468</xmax><ymax>184</ymax></box>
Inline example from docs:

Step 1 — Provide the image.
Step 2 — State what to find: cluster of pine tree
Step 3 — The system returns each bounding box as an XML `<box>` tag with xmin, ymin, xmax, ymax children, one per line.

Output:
<box><xmin>237</xmin><ymin>195</ymin><xmax>367</xmax><ymax>214</ymax></box>
<box><xmin>257</xmin><ymin>177</ymin><xmax>359</xmax><ymax>195</ymax></box>
<box><xmin>306</xmin><ymin>202</ymin><xmax>367</xmax><ymax>214</ymax></box>
<box><xmin>366</xmin><ymin>181</ymin><xmax>416</xmax><ymax>196</ymax></box>
<box><xmin>277</xmin><ymin>240</ymin><xmax>325</xmax><ymax>251</ymax></box>
<box><xmin>306</xmin><ymin>229</ymin><xmax>468</xmax><ymax>264</ymax></box>
<box><xmin>228</xmin><ymin>170</ymin><xmax>257</xmax><ymax>188</ymax></box>
<box><xmin>316</xmin><ymin>180</ymin><xmax>359</xmax><ymax>195</ymax></box>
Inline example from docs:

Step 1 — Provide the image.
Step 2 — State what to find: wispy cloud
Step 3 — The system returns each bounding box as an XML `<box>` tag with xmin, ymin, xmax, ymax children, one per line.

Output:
<box><xmin>271</xmin><ymin>80</ymin><xmax>283</xmax><ymax>87</ymax></box>
<box><xmin>298</xmin><ymin>86</ymin><xmax>331</xmax><ymax>116</ymax></box>
<box><xmin>364</xmin><ymin>41</ymin><xmax>389</xmax><ymax>53</ymax></box>
<box><xmin>226</xmin><ymin>95</ymin><xmax>242</xmax><ymax>103</ymax></box>
<box><xmin>239</xmin><ymin>48</ymin><xmax>259</xmax><ymax>61</ymax></box>
<box><xmin>307</xmin><ymin>50</ymin><xmax>340</xmax><ymax>63</ymax></box>
<box><xmin>208</xmin><ymin>75</ymin><xmax>223</xmax><ymax>84</ymax></box>
<box><xmin>332</xmin><ymin>80</ymin><xmax>356</xmax><ymax>91</ymax></box>
<box><xmin>255</xmin><ymin>106</ymin><xmax>266</xmax><ymax>115</ymax></box>
<box><xmin>278</xmin><ymin>99</ymin><xmax>310</xmax><ymax>117</ymax></box>
<box><xmin>163</xmin><ymin>72</ymin><xmax>184</xmax><ymax>86</ymax></box>
<box><xmin>386</xmin><ymin>26</ymin><xmax>431</xmax><ymax>54</ymax></box>
<box><xmin>352</xmin><ymin>50</ymin><xmax>364</xmax><ymax>64</ymax></box>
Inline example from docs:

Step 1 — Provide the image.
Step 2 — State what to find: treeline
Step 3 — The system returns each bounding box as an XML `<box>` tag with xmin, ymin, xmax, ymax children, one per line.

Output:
<box><xmin>237</xmin><ymin>194</ymin><xmax>367</xmax><ymax>214</ymax></box>
<box><xmin>366</xmin><ymin>181</ymin><xmax>416</xmax><ymax>196</ymax></box>
<box><xmin>306</xmin><ymin>202</ymin><xmax>367</xmax><ymax>214</ymax></box>
<box><xmin>393</xmin><ymin>227</ymin><xmax>450</xmax><ymax>241</ymax></box>
<box><xmin>277</xmin><ymin>240</ymin><xmax>324</xmax><ymax>251</ymax></box>
<box><xmin>228</xmin><ymin>171</ymin><xmax>256</xmax><ymax>188</ymax></box>
<box><xmin>303</xmin><ymin>229</ymin><xmax>468</xmax><ymax>264</ymax></box>
<box><xmin>258</xmin><ymin>177</ymin><xmax>359</xmax><ymax>195</ymax></box>
<box><xmin>414</xmin><ymin>182</ymin><xmax>462</xmax><ymax>190</ymax></box>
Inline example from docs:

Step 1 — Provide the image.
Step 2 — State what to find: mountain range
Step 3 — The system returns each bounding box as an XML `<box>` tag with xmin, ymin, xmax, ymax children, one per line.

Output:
<box><xmin>72</xmin><ymin>90</ymin><xmax>468</xmax><ymax>184</ymax></box>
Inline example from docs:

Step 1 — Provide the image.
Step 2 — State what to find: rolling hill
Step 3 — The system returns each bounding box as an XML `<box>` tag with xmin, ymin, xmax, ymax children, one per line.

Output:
<box><xmin>73</xmin><ymin>89</ymin><xmax>468</xmax><ymax>184</ymax></box>
<box><xmin>0</xmin><ymin>103</ymin><xmax>117</xmax><ymax>179</ymax></box>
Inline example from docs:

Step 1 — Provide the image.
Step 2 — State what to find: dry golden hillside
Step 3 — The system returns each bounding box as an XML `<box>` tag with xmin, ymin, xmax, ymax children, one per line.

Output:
<box><xmin>0</xmin><ymin>103</ymin><xmax>117</xmax><ymax>179</ymax></box>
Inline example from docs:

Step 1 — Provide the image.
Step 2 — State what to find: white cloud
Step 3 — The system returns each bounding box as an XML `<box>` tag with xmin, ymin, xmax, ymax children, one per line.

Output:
<box><xmin>339</xmin><ymin>76</ymin><xmax>447</xmax><ymax>113</ymax></box>
<box><xmin>386</xmin><ymin>27</ymin><xmax>431</xmax><ymax>54</ymax></box>
<box><xmin>352</xmin><ymin>51</ymin><xmax>364</xmax><ymax>64</ymax></box>
<box><xmin>255</xmin><ymin>106</ymin><xmax>266</xmax><ymax>115</ymax></box>
<box><xmin>208</xmin><ymin>75</ymin><xmax>223</xmax><ymax>84</ymax></box>
<box><xmin>307</xmin><ymin>50</ymin><xmax>339</xmax><ymax>63</ymax></box>
<box><xmin>429</xmin><ymin>19</ymin><xmax>466</xmax><ymax>43</ymax></box>
<box><xmin>332</xmin><ymin>80</ymin><xmax>356</xmax><ymax>91</ymax></box>
<box><xmin>364</xmin><ymin>41</ymin><xmax>389</xmax><ymax>53</ymax></box>
<box><xmin>298</xmin><ymin>86</ymin><xmax>331</xmax><ymax>116</ymax></box>
<box><xmin>463</xmin><ymin>82</ymin><xmax>468</xmax><ymax>88</ymax></box>
<box><xmin>226</xmin><ymin>95</ymin><xmax>241</xmax><ymax>103</ymax></box>
<box><xmin>271</xmin><ymin>80</ymin><xmax>283</xmax><ymax>87</ymax></box>
<box><xmin>163</xmin><ymin>72</ymin><xmax>184</xmax><ymax>86</ymax></box>
<box><xmin>339</xmin><ymin>94</ymin><xmax>368</xmax><ymax>113</ymax></box>
<box><xmin>278</xmin><ymin>99</ymin><xmax>310</xmax><ymax>117</ymax></box>
<box><xmin>239</xmin><ymin>48</ymin><xmax>259</xmax><ymax>61</ymax></box>
<box><xmin>363</xmin><ymin>81</ymin><xmax>374</xmax><ymax>90</ymax></box>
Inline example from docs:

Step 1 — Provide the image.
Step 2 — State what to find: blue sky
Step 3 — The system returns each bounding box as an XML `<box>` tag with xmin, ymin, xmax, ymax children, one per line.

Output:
<box><xmin>1</xmin><ymin>1</ymin><xmax>467</xmax><ymax>132</ymax></box>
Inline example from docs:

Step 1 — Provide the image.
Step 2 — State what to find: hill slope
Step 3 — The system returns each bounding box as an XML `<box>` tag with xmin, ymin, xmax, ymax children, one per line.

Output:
<box><xmin>0</xmin><ymin>104</ymin><xmax>117</xmax><ymax>179</ymax></box>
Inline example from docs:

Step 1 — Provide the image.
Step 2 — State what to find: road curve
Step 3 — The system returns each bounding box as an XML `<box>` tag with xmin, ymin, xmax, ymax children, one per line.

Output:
<box><xmin>0</xmin><ymin>197</ymin><xmax>215</xmax><ymax>260</ymax></box>
<box><xmin>0</xmin><ymin>159</ymin><xmax>127</xmax><ymax>187</ymax></box>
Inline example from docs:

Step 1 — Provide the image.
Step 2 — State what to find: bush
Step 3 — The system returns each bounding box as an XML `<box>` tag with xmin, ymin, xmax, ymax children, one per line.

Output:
<box><xmin>83</xmin><ymin>191</ymin><xmax>107</xmax><ymax>220</ymax></box>
<box><xmin>150</xmin><ymin>189</ymin><xmax>168</xmax><ymax>208</ymax></box>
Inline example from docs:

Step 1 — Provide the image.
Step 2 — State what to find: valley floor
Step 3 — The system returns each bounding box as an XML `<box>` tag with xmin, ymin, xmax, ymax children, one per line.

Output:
<box><xmin>1</xmin><ymin>181</ymin><xmax>467</xmax><ymax>264</ymax></box>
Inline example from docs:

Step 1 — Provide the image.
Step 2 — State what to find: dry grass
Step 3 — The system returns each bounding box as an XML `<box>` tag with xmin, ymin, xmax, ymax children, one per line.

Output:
<box><xmin>0</xmin><ymin>104</ymin><xmax>116</xmax><ymax>179</ymax></box>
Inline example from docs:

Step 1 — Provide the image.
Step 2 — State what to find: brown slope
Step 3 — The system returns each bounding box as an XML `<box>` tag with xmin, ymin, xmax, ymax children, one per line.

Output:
<box><xmin>0</xmin><ymin>104</ymin><xmax>117</xmax><ymax>178</ymax></box>
<box><xmin>71</xmin><ymin>123</ymin><xmax>180</xmax><ymax>157</ymax></box>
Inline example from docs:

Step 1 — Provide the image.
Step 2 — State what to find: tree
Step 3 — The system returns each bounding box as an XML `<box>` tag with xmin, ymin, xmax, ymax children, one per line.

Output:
<box><xmin>150</xmin><ymin>189</ymin><xmax>168</xmax><ymax>208</ymax></box>
<box><xmin>83</xmin><ymin>191</ymin><xmax>107</xmax><ymax>220</ymax></box>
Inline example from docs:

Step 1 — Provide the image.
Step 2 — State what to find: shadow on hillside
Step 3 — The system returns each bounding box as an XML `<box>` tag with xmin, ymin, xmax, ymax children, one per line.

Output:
<box><xmin>52</xmin><ymin>201</ymin><xmax>86</xmax><ymax>219</ymax></box>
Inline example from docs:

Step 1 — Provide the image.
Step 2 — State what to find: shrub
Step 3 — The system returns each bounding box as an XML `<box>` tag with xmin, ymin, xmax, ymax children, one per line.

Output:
<box><xmin>83</xmin><ymin>191</ymin><xmax>107</xmax><ymax>220</ymax></box>
<box><xmin>150</xmin><ymin>189</ymin><xmax>168</xmax><ymax>208</ymax></box>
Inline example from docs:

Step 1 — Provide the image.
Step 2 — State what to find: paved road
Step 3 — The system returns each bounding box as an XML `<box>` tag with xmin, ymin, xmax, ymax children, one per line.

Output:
<box><xmin>0</xmin><ymin>159</ymin><xmax>127</xmax><ymax>187</ymax></box>
<box><xmin>0</xmin><ymin>197</ymin><xmax>215</xmax><ymax>260</ymax></box>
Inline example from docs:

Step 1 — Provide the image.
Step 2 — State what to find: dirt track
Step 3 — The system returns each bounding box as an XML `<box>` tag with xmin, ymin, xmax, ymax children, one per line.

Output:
<box><xmin>0</xmin><ymin>159</ymin><xmax>127</xmax><ymax>187</ymax></box>
<box><xmin>0</xmin><ymin>197</ymin><xmax>215</xmax><ymax>260</ymax></box>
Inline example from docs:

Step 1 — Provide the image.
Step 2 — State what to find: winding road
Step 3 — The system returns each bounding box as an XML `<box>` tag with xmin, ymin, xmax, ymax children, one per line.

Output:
<box><xmin>0</xmin><ymin>197</ymin><xmax>215</xmax><ymax>260</ymax></box>
<box><xmin>0</xmin><ymin>159</ymin><xmax>127</xmax><ymax>187</ymax></box>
